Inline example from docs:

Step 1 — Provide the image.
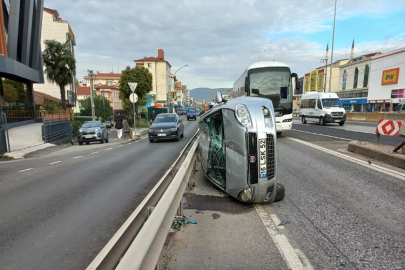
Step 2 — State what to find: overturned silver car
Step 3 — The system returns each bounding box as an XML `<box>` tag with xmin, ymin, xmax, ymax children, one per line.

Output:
<box><xmin>198</xmin><ymin>92</ymin><xmax>284</xmax><ymax>204</ymax></box>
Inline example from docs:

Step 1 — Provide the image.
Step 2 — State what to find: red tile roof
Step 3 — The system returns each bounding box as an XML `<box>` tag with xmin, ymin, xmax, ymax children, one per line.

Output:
<box><xmin>83</xmin><ymin>73</ymin><xmax>122</xmax><ymax>79</ymax></box>
<box><xmin>43</xmin><ymin>7</ymin><xmax>58</xmax><ymax>15</ymax></box>
<box><xmin>133</xmin><ymin>57</ymin><xmax>172</xmax><ymax>67</ymax></box>
<box><xmin>77</xmin><ymin>87</ymin><xmax>90</xmax><ymax>96</ymax></box>
<box><xmin>34</xmin><ymin>91</ymin><xmax>60</xmax><ymax>106</ymax></box>
<box><xmin>95</xmin><ymin>85</ymin><xmax>119</xmax><ymax>90</ymax></box>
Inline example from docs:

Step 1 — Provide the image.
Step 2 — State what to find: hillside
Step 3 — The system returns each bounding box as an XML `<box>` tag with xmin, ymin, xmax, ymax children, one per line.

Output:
<box><xmin>190</xmin><ymin>88</ymin><xmax>232</xmax><ymax>102</ymax></box>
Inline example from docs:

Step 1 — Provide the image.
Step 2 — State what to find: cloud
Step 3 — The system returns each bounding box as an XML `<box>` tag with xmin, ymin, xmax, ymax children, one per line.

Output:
<box><xmin>46</xmin><ymin>0</ymin><xmax>405</xmax><ymax>88</ymax></box>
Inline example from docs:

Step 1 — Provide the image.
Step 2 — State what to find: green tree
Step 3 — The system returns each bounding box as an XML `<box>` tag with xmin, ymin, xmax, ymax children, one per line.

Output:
<box><xmin>3</xmin><ymin>84</ymin><xmax>18</xmax><ymax>103</ymax></box>
<box><xmin>3</xmin><ymin>79</ymin><xmax>27</xmax><ymax>104</ymax></box>
<box><xmin>42</xmin><ymin>40</ymin><xmax>76</xmax><ymax>110</ymax></box>
<box><xmin>80</xmin><ymin>95</ymin><xmax>113</xmax><ymax>121</ymax></box>
<box><xmin>118</xmin><ymin>66</ymin><xmax>152</xmax><ymax>126</ymax></box>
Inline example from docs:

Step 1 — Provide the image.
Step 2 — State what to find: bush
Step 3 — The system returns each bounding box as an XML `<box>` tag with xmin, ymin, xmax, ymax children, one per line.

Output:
<box><xmin>140</xmin><ymin>111</ymin><xmax>146</xmax><ymax>118</ymax></box>
<box><xmin>72</xmin><ymin>120</ymin><xmax>82</xmax><ymax>137</ymax></box>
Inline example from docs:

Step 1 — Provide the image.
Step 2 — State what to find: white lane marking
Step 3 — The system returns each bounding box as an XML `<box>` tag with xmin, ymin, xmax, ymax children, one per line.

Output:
<box><xmin>270</xmin><ymin>214</ymin><xmax>283</xmax><ymax>229</ymax></box>
<box><xmin>18</xmin><ymin>168</ymin><xmax>33</xmax><ymax>172</ymax></box>
<box><xmin>128</xmin><ymin>143</ymin><xmax>132</xmax><ymax>145</ymax></box>
<box><xmin>291</xmin><ymin>129</ymin><xmax>351</xmax><ymax>141</ymax></box>
<box><xmin>50</xmin><ymin>161</ymin><xmax>62</xmax><ymax>165</ymax></box>
<box><xmin>254</xmin><ymin>204</ymin><xmax>312</xmax><ymax>270</ymax></box>
<box><xmin>118</xmin><ymin>145</ymin><xmax>123</xmax><ymax>147</ymax></box>
<box><xmin>288</xmin><ymin>137</ymin><xmax>405</xmax><ymax>181</ymax></box>
<box><xmin>73</xmin><ymin>156</ymin><xmax>83</xmax><ymax>159</ymax></box>
<box><xmin>106</xmin><ymin>148</ymin><xmax>112</xmax><ymax>150</ymax></box>
<box><xmin>91</xmin><ymin>152</ymin><xmax>99</xmax><ymax>155</ymax></box>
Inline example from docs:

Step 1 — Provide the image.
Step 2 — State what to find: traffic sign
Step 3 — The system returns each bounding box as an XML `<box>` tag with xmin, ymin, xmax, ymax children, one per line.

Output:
<box><xmin>375</xmin><ymin>119</ymin><xmax>403</xmax><ymax>136</ymax></box>
<box><xmin>128</xmin><ymin>82</ymin><xmax>138</xmax><ymax>93</ymax></box>
<box><xmin>130</xmin><ymin>93</ymin><xmax>138</xmax><ymax>103</ymax></box>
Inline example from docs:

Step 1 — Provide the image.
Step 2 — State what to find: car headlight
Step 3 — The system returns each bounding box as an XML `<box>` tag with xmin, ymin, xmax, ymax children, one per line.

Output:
<box><xmin>235</xmin><ymin>104</ymin><xmax>252</xmax><ymax>127</ymax></box>
<box><xmin>79</xmin><ymin>128</ymin><xmax>82</xmax><ymax>133</ymax></box>
<box><xmin>95</xmin><ymin>128</ymin><xmax>101</xmax><ymax>133</ymax></box>
<box><xmin>170</xmin><ymin>128</ymin><xmax>177</xmax><ymax>131</ymax></box>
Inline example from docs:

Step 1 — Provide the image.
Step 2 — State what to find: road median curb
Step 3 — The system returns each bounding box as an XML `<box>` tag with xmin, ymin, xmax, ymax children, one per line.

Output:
<box><xmin>348</xmin><ymin>140</ymin><xmax>405</xmax><ymax>169</ymax></box>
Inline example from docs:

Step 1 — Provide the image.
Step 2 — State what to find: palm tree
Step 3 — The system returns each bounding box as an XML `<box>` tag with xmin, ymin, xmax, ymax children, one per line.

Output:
<box><xmin>42</xmin><ymin>40</ymin><xmax>76</xmax><ymax>110</ymax></box>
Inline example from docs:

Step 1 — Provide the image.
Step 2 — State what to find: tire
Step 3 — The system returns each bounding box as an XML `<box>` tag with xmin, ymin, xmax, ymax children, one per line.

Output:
<box><xmin>319</xmin><ymin>117</ymin><xmax>325</xmax><ymax>126</ymax></box>
<box><xmin>181</xmin><ymin>132</ymin><xmax>184</xmax><ymax>138</ymax></box>
<box><xmin>187</xmin><ymin>117</ymin><xmax>189</xmax><ymax>121</ymax></box>
<box><xmin>176</xmin><ymin>132</ymin><xmax>180</xmax><ymax>141</ymax></box>
<box><xmin>100</xmin><ymin>138</ymin><xmax>104</xmax><ymax>144</ymax></box>
<box><xmin>277</xmin><ymin>132</ymin><xmax>282</xmax><ymax>136</ymax></box>
<box><xmin>79</xmin><ymin>141</ymin><xmax>83</xmax><ymax>145</ymax></box>
<box><xmin>301</xmin><ymin>116</ymin><xmax>306</xmax><ymax>124</ymax></box>
<box><xmin>149</xmin><ymin>139</ymin><xmax>154</xmax><ymax>143</ymax></box>
<box><xmin>105</xmin><ymin>136</ymin><xmax>109</xmax><ymax>143</ymax></box>
<box><xmin>339</xmin><ymin>121</ymin><xmax>345</xmax><ymax>126</ymax></box>
<box><xmin>274</xmin><ymin>183</ymin><xmax>285</xmax><ymax>202</ymax></box>
<box><xmin>86</xmin><ymin>142</ymin><xmax>90</xmax><ymax>145</ymax></box>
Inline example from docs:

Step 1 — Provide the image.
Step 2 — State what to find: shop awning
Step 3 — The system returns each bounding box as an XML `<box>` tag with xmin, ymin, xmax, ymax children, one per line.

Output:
<box><xmin>340</xmin><ymin>98</ymin><xmax>367</xmax><ymax>105</ymax></box>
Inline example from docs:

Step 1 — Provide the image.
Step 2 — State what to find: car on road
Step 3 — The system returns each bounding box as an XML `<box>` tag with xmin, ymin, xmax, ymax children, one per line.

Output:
<box><xmin>104</xmin><ymin>120</ymin><xmax>113</xmax><ymax>128</ymax></box>
<box><xmin>299</xmin><ymin>92</ymin><xmax>346</xmax><ymax>126</ymax></box>
<box><xmin>186</xmin><ymin>107</ymin><xmax>197</xmax><ymax>121</ymax></box>
<box><xmin>182</xmin><ymin>108</ymin><xmax>187</xmax><ymax>115</ymax></box>
<box><xmin>78</xmin><ymin>121</ymin><xmax>109</xmax><ymax>145</ymax></box>
<box><xmin>198</xmin><ymin>91</ymin><xmax>284</xmax><ymax>204</ymax></box>
<box><xmin>394</xmin><ymin>102</ymin><xmax>405</xmax><ymax>113</ymax></box>
<box><xmin>148</xmin><ymin>113</ymin><xmax>184</xmax><ymax>142</ymax></box>
<box><xmin>176</xmin><ymin>108</ymin><xmax>183</xmax><ymax>115</ymax></box>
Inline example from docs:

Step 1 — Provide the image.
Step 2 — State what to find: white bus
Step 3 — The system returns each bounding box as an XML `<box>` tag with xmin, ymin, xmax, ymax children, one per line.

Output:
<box><xmin>233</xmin><ymin>61</ymin><xmax>300</xmax><ymax>135</ymax></box>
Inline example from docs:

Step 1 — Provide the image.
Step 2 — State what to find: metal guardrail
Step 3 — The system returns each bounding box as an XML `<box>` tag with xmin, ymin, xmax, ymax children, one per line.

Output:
<box><xmin>87</xmin><ymin>130</ymin><xmax>200</xmax><ymax>270</ymax></box>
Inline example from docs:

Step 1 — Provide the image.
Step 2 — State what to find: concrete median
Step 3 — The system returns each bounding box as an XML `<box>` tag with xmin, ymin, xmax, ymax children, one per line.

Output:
<box><xmin>346</xmin><ymin>112</ymin><xmax>405</xmax><ymax>123</ymax></box>
<box><xmin>348</xmin><ymin>140</ymin><xmax>405</xmax><ymax>169</ymax></box>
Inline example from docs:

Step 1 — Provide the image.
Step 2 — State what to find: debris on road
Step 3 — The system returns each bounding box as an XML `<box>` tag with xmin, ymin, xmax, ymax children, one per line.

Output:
<box><xmin>171</xmin><ymin>215</ymin><xmax>198</xmax><ymax>231</ymax></box>
<box><xmin>278</xmin><ymin>219</ymin><xmax>291</xmax><ymax>226</ymax></box>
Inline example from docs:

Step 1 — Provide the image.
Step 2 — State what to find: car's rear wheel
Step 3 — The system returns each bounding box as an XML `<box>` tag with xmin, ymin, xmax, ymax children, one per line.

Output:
<box><xmin>86</xmin><ymin>142</ymin><xmax>90</xmax><ymax>145</ymax></box>
<box><xmin>79</xmin><ymin>141</ymin><xmax>83</xmax><ymax>145</ymax></box>
<box><xmin>277</xmin><ymin>132</ymin><xmax>282</xmax><ymax>136</ymax></box>
<box><xmin>302</xmin><ymin>116</ymin><xmax>306</xmax><ymax>124</ymax></box>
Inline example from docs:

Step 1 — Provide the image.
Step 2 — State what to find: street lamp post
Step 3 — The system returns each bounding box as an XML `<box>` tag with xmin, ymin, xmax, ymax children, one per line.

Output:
<box><xmin>328</xmin><ymin>0</ymin><xmax>337</xmax><ymax>93</ymax></box>
<box><xmin>253</xmin><ymin>50</ymin><xmax>267</xmax><ymax>61</ymax></box>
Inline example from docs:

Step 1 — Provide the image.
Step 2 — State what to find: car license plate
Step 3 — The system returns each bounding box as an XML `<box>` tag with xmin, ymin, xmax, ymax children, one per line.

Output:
<box><xmin>158</xmin><ymin>133</ymin><xmax>166</xmax><ymax>137</ymax></box>
<box><xmin>335</xmin><ymin>120</ymin><xmax>340</xmax><ymax>123</ymax></box>
<box><xmin>259</xmin><ymin>139</ymin><xmax>267</xmax><ymax>178</ymax></box>
<box><xmin>85</xmin><ymin>135</ymin><xmax>93</xmax><ymax>139</ymax></box>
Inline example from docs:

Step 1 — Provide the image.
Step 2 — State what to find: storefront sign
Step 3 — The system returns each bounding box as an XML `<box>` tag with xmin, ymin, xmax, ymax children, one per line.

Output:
<box><xmin>310</xmin><ymin>70</ymin><xmax>317</xmax><ymax>92</ymax></box>
<box><xmin>382</xmin><ymin>68</ymin><xmax>400</xmax><ymax>85</ymax></box>
<box><xmin>391</xmin><ymin>89</ymin><xmax>405</xmax><ymax>99</ymax></box>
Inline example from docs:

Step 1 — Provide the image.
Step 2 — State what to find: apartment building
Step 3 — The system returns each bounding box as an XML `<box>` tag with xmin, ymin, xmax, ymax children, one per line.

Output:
<box><xmin>34</xmin><ymin>7</ymin><xmax>76</xmax><ymax>107</ymax></box>
<box><xmin>134</xmin><ymin>49</ymin><xmax>172</xmax><ymax>103</ymax></box>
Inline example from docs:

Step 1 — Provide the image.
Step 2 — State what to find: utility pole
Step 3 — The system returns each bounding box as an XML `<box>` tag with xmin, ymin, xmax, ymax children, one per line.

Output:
<box><xmin>88</xmin><ymin>70</ymin><xmax>95</xmax><ymax>120</ymax></box>
<box><xmin>328</xmin><ymin>0</ymin><xmax>337</xmax><ymax>93</ymax></box>
<box><xmin>321</xmin><ymin>43</ymin><xmax>329</xmax><ymax>92</ymax></box>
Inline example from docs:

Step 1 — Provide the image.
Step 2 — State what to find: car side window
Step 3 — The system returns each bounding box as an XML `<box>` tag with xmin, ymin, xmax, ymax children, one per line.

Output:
<box><xmin>402</xmin><ymin>104</ymin><xmax>405</xmax><ymax>110</ymax></box>
<box><xmin>310</xmin><ymin>99</ymin><xmax>316</xmax><ymax>109</ymax></box>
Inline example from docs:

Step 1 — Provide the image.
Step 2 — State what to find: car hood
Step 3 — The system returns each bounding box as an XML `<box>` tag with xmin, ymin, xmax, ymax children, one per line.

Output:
<box><xmin>150</xmin><ymin>122</ymin><xmax>177</xmax><ymax>129</ymax></box>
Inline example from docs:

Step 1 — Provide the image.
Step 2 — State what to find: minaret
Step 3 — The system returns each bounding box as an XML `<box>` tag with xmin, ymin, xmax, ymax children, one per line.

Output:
<box><xmin>350</xmin><ymin>39</ymin><xmax>354</xmax><ymax>60</ymax></box>
<box><xmin>323</xmin><ymin>43</ymin><xmax>329</xmax><ymax>92</ymax></box>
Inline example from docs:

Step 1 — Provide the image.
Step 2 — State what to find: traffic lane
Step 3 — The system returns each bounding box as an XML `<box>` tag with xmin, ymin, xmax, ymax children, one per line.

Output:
<box><xmin>264</xmin><ymin>137</ymin><xmax>405</xmax><ymax>270</ymax></box>
<box><xmin>292</xmin><ymin>119</ymin><xmax>376</xmax><ymax>134</ymax></box>
<box><xmin>0</xmin><ymin>120</ymin><xmax>199</xmax><ymax>270</ymax></box>
<box><xmin>291</xmin><ymin>122</ymin><xmax>403</xmax><ymax>146</ymax></box>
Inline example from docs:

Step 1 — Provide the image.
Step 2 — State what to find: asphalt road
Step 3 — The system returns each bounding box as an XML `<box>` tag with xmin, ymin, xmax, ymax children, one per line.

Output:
<box><xmin>0</xmin><ymin>116</ymin><xmax>199</xmax><ymax>270</ymax></box>
<box><xmin>291</xmin><ymin>119</ymin><xmax>404</xmax><ymax>146</ymax></box>
<box><xmin>163</xmin><ymin>131</ymin><xmax>405</xmax><ymax>270</ymax></box>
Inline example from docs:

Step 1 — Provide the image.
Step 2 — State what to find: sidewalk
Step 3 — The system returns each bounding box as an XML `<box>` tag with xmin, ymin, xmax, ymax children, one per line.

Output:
<box><xmin>6</xmin><ymin>123</ymin><xmax>56</xmax><ymax>159</ymax></box>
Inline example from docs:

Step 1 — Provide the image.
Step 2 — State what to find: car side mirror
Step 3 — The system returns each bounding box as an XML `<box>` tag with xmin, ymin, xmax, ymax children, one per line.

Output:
<box><xmin>252</xmin><ymin>88</ymin><xmax>260</xmax><ymax>95</ymax></box>
<box><xmin>215</xmin><ymin>91</ymin><xmax>223</xmax><ymax>103</ymax></box>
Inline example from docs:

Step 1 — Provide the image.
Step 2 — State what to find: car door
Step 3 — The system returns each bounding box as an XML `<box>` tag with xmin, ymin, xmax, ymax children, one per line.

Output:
<box><xmin>315</xmin><ymin>98</ymin><xmax>323</xmax><ymax>119</ymax></box>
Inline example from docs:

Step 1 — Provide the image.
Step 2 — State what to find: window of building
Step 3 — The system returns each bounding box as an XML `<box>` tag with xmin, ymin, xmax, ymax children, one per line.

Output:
<box><xmin>148</xmin><ymin>63</ymin><xmax>152</xmax><ymax>68</ymax></box>
<box><xmin>107</xmin><ymin>81</ymin><xmax>111</xmax><ymax>86</ymax></box>
<box><xmin>136</xmin><ymin>63</ymin><xmax>144</xmax><ymax>67</ymax></box>
<box><xmin>78</xmin><ymin>101</ymin><xmax>82</xmax><ymax>108</ymax></box>
<box><xmin>363</xmin><ymin>65</ymin><xmax>369</xmax><ymax>88</ymax></box>
<box><xmin>342</xmin><ymin>70</ymin><xmax>347</xmax><ymax>90</ymax></box>
<box><xmin>353</xmin><ymin>67</ymin><xmax>358</xmax><ymax>89</ymax></box>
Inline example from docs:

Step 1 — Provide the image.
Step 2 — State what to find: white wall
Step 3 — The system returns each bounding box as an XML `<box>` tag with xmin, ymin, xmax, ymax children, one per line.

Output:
<box><xmin>34</xmin><ymin>11</ymin><xmax>72</xmax><ymax>99</ymax></box>
<box><xmin>368</xmin><ymin>50</ymin><xmax>405</xmax><ymax>102</ymax></box>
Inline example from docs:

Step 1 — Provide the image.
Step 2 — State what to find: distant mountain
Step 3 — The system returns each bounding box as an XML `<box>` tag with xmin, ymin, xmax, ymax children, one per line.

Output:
<box><xmin>190</xmin><ymin>88</ymin><xmax>232</xmax><ymax>102</ymax></box>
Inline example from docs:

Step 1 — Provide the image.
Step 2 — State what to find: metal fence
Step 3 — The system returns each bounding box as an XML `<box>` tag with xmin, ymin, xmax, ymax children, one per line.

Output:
<box><xmin>42</xmin><ymin>114</ymin><xmax>72</xmax><ymax>143</ymax></box>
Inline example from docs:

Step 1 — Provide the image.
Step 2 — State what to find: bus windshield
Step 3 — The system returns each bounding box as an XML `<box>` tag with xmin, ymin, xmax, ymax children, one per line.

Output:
<box><xmin>249</xmin><ymin>67</ymin><xmax>292</xmax><ymax>102</ymax></box>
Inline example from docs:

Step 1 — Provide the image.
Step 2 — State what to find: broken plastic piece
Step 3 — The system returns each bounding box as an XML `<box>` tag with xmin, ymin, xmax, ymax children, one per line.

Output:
<box><xmin>278</xmin><ymin>219</ymin><xmax>290</xmax><ymax>226</ymax></box>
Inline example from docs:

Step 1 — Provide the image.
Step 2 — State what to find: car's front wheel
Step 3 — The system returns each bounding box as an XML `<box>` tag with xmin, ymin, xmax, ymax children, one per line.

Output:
<box><xmin>339</xmin><ymin>121</ymin><xmax>345</xmax><ymax>126</ymax></box>
<box><xmin>79</xmin><ymin>141</ymin><xmax>83</xmax><ymax>145</ymax></box>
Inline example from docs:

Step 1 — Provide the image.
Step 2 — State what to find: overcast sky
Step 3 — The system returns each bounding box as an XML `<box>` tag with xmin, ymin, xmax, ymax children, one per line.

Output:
<box><xmin>46</xmin><ymin>0</ymin><xmax>405</xmax><ymax>89</ymax></box>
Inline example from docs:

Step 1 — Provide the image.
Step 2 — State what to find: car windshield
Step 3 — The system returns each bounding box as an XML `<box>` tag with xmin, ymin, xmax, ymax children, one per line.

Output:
<box><xmin>249</xmin><ymin>67</ymin><xmax>292</xmax><ymax>102</ymax></box>
<box><xmin>322</xmin><ymin>98</ymin><xmax>342</xmax><ymax>108</ymax></box>
<box><xmin>188</xmin><ymin>108</ymin><xmax>196</xmax><ymax>112</ymax></box>
<box><xmin>82</xmin><ymin>122</ymin><xmax>101</xmax><ymax>128</ymax></box>
<box><xmin>154</xmin><ymin>115</ymin><xmax>177</xmax><ymax>123</ymax></box>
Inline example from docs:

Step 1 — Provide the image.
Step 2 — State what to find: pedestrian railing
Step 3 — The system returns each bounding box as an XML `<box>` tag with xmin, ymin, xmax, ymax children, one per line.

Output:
<box><xmin>42</xmin><ymin>114</ymin><xmax>72</xmax><ymax>143</ymax></box>
<box><xmin>87</xmin><ymin>130</ymin><xmax>200</xmax><ymax>270</ymax></box>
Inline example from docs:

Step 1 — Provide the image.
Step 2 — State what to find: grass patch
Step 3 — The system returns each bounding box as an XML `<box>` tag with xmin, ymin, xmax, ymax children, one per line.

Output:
<box><xmin>132</xmin><ymin>118</ymin><xmax>149</xmax><ymax>129</ymax></box>
<box><xmin>0</xmin><ymin>154</ymin><xmax>14</xmax><ymax>161</ymax></box>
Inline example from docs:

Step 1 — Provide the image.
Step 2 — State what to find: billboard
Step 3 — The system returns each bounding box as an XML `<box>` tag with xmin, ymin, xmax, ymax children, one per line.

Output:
<box><xmin>317</xmin><ymin>69</ymin><xmax>324</xmax><ymax>92</ymax></box>
<box><xmin>310</xmin><ymin>70</ymin><xmax>317</xmax><ymax>91</ymax></box>
<box><xmin>382</xmin><ymin>68</ymin><xmax>400</xmax><ymax>85</ymax></box>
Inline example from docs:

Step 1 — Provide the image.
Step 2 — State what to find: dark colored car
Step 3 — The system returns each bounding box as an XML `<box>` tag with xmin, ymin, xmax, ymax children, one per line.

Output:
<box><xmin>182</xmin><ymin>108</ymin><xmax>187</xmax><ymax>115</ymax></box>
<box><xmin>78</xmin><ymin>121</ymin><xmax>109</xmax><ymax>145</ymax></box>
<box><xmin>148</xmin><ymin>113</ymin><xmax>184</xmax><ymax>142</ymax></box>
<box><xmin>176</xmin><ymin>108</ymin><xmax>182</xmax><ymax>115</ymax></box>
<box><xmin>186</xmin><ymin>107</ymin><xmax>197</xmax><ymax>121</ymax></box>
<box><xmin>104</xmin><ymin>120</ymin><xmax>112</xmax><ymax>128</ymax></box>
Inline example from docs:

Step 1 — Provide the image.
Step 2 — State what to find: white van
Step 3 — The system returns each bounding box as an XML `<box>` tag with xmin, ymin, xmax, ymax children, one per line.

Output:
<box><xmin>299</xmin><ymin>92</ymin><xmax>346</xmax><ymax>126</ymax></box>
